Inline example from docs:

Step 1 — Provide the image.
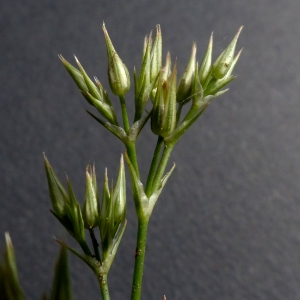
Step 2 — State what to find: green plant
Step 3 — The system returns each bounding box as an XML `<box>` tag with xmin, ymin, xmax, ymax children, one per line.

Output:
<box><xmin>1</xmin><ymin>23</ymin><xmax>243</xmax><ymax>300</ymax></box>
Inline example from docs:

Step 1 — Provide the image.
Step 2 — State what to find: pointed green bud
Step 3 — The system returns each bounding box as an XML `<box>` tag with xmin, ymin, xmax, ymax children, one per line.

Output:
<box><xmin>151</xmin><ymin>63</ymin><xmax>177</xmax><ymax>137</ymax></box>
<box><xmin>177</xmin><ymin>43</ymin><xmax>197</xmax><ymax>104</ymax></box>
<box><xmin>192</xmin><ymin>62</ymin><xmax>204</xmax><ymax>107</ymax></box>
<box><xmin>150</xmin><ymin>25</ymin><xmax>162</xmax><ymax>83</ymax></box>
<box><xmin>212</xmin><ymin>26</ymin><xmax>243</xmax><ymax>79</ymax></box>
<box><xmin>74</xmin><ymin>56</ymin><xmax>102</xmax><ymax>100</ymax></box>
<box><xmin>65</xmin><ymin>179</ymin><xmax>86</xmax><ymax>243</ymax></box>
<box><xmin>50</xmin><ymin>244</ymin><xmax>72</xmax><ymax>300</ymax></box>
<box><xmin>112</xmin><ymin>155</ymin><xmax>126</xmax><ymax>230</ymax></box>
<box><xmin>138</xmin><ymin>34</ymin><xmax>152</xmax><ymax>90</ymax></box>
<box><xmin>58</xmin><ymin>55</ymin><xmax>88</xmax><ymax>92</ymax></box>
<box><xmin>4</xmin><ymin>233</ymin><xmax>24</xmax><ymax>300</ymax></box>
<box><xmin>44</xmin><ymin>154</ymin><xmax>69</xmax><ymax>217</ymax></box>
<box><xmin>103</xmin><ymin>23</ymin><xmax>130</xmax><ymax>96</ymax></box>
<box><xmin>198</xmin><ymin>33</ymin><xmax>213</xmax><ymax>85</ymax></box>
<box><xmin>99</xmin><ymin>168</ymin><xmax>111</xmax><ymax>243</ymax></box>
<box><xmin>82</xmin><ymin>165</ymin><xmax>99</xmax><ymax>229</ymax></box>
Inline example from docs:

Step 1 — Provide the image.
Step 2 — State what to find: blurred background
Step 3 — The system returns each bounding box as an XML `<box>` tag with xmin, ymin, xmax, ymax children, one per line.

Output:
<box><xmin>1</xmin><ymin>0</ymin><xmax>300</xmax><ymax>299</ymax></box>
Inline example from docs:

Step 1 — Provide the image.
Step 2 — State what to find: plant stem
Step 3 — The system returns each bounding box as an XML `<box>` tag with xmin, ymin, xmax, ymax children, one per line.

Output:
<box><xmin>119</xmin><ymin>95</ymin><xmax>130</xmax><ymax>133</ymax></box>
<box><xmin>145</xmin><ymin>136</ymin><xmax>164</xmax><ymax>197</ymax></box>
<box><xmin>131</xmin><ymin>218</ymin><xmax>149</xmax><ymax>300</ymax></box>
<box><xmin>99</xmin><ymin>274</ymin><xmax>110</xmax><ymax>300</ymax></box>
<box><xmin>89</xmin><ymin>228</ymin><xmax>101</xmax><ymax>262</ymax></box>
<box><xmin>126</xmin><ymin>141</ymin><xmax>140</xmax><ymax>179</ymax></box>
<box><xmin>151</xmin><ymin>143</ymin><xmax>175</xmax><ymax>194</ymax></box>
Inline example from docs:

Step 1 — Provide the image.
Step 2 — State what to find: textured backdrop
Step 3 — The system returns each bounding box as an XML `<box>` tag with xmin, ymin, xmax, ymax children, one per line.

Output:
<box><xmin>1</xmin><ymin>0</ymin><xmax>300</xmax><ymax>299</ymax></box>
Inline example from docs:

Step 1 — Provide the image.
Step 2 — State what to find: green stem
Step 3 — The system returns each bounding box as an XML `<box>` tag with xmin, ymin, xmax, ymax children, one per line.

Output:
<box><xmin>145</xmin><ymin>136</ymin><xmax>164</xmax><ymax>197</ymax></box>
<box><xmin>99</xmin><ymin>274</ymin><xmax>110</xmax><ymax>300</ymax></box>
<box><xmin>126</xmin><ymin>141</ymin><xmax>140</xmax><ymax>179</ymax></box>
<box><xmin>151</xmin><ymin>143</ymin><xmax>175</xmax><ymax>194</ymax></box>
<box><xmin>131</xmin><ymin>218</ymin><xmax>149</xmax><ymax>300</ymax></box>
<box><xmin>119</xmin><ymin>95</ymin><xmax>130</xmax><ymax>133</ymax></box>
<box><xmin>89</xmin><ymin>228</ymin><xmax>101</xmax><ymax>262</ymax></box>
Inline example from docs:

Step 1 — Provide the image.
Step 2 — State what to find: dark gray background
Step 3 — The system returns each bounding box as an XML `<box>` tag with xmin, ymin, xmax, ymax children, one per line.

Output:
<box><xmin>1</xmin><ymin>0</ymin><xmax>300</xmax><ymax>299</ymax></box>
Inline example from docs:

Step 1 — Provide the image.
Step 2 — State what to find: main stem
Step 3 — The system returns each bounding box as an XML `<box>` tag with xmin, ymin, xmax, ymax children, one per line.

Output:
<box><xmin>151</xmin><ymin>143</ymin><xmax>175</xmax><ymax>194</ymax></box>
<box><xmin>99</xmin><ymin>274</ymin><xmax>110</xmax><ymax>300</ymax></box>
<box><xmin>119</xmin><ymin>95</ymin><xmax>130</xmax><ymax>133</ymax></box>
<box><xmin>126</xmin><ymin>141</ymin><xmax>140</xmax><ymax>179</ymax></box>
<box><xmin>145</xmin><ymin>136</ymin><xmax>164</xmax><ymax>197</ymax></box>
<box><xmin>131</xmin><ymin>218</ymin><xmax>149</xmax><ymax>300</ymax></box>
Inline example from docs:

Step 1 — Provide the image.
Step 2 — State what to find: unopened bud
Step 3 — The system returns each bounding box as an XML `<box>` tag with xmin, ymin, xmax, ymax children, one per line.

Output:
<box><xmin>103</xmin><ymin>23</ymin><xmax>130</xmax><ymax>96</ymax></box>
<box><xmin>82</xmin><ymin>165</ymin><xmax>99</xmax><ymax>229</ymax></box>
<box><xmin>212</xmin><ymin>26</ymin><xmax>243</xmax><ymax>79</ymax></box>
<box><xmin>198</xmin><ymin>33</ymin><xmax>213</xmax><ymax>85</ymax></box>
<box><xmin>177</xmin><ymin>43</ymin><xmax>197</xmax><ymax>104</ymax></box>
<box><xmin>150</xmin><ymin>25</ymin><xmax>162</xmax><ymax>83</ymax></box>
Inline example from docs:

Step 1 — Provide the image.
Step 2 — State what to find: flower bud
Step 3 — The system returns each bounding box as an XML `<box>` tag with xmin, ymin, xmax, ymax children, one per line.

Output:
<box><xmin>198</xmin><ymin>33</ymin><xmax>213</xmax><ymax>85</ymax></box>
<box><xmin>82</xmin><ymin>165</ymin><xmax>99</xmax><ymax>229</ymax></box>
<box><xmin>150</xmin><ymin>25</ymin><xmax>162</xmax><ymax>83</ymax></box>
<box><xmin>205</xmin><ymin>49</ymin><xmax>242</xmax><ymax>96</ymax></box>
<box><xmin>103</xmin><ymin>23</ymin><xmax>130</xmax><ymax>96</ymax></box>
<box><xmin>177</xmin><ymin>43</ymin><xmax>197</xmax><ymax>104</ymax></box>
<box><xmin>99</xmin><ymin>168</ymin><xmax>111</xmax><ymax>243</ymax></box>
<box><xmin>151</xmin><ymin>62</ymin><xmax>177</xmax><ymax>137</ymax></box>
<box><xmin>112</xmin><ymin>155</ymin><xmax>126</xmax><ymax>230</ymax></box>
<box><xmin>212</xmin><ymin>26</ymin><xmax>243</xmax><ymax>79</ymax></box>
<box><xmin>44</xmin><ymin>154</ymin><xmax>69</xmax><ymax>217</ymax></box>
<box><xmin>3</xmin><ymin>233</ymin><xmax>24</xmax><ymax>299</ymax></box>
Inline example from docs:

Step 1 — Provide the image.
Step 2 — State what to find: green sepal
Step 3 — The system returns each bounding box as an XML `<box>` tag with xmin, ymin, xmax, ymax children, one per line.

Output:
<box><xmin>82</xmin><ymin>166</ymin><xmax>99</xmax><ymax>229</ymax></box>
<box><xmin>212</xmin><ymin>26</ymin><xmax>243</xmax><ymax>79</ymax></box>
<box><xmin>192</xmin><ymin>62</ymin><xmax>204</xmax><ymax>108</ymax></box>
<box><xmin>1</xmin><ymin>233</ymin><xmax>25</xmax><ymax>300</ymax></box>
<box><xmin>112</xmin><ymin>155</ymin><xmax>126</xmax><ymax>233</ymax></box>
<box><xmin>198</xmin><ymin>33</ymin><xmax>213</xmax><ymax>85</ymax></box>
<box><xmin>161</xmin><ymin>51</ymin><xmax>171</xmax><ymax>82</ymax></box>
<box><xmin>74</xmin><ymin>56</ymin><xmax>101</xmax><ymax>100</ymax></box>
<box><xmin>99</xmin><ymin>168</ymin><xmax>112</xmax><ymax>246</ymax></box>
<box><xmin>150</xmin><ymin>25</ymin><xmax>162</xmax><ymax>83</ymax></box>
<box><xmin>162</xmin><ymin>62</ymin><xmax>177</xmax><ymax>137</ymax></box>
<box><xmin>134</xmin><ymin>72</ymin><xmax>159</xmax><ymax>122</ymax></box>
<box><xmin>44</xmin><ymin>154</ymin><xmax>69</xmax><ymax>217</ymax></box>
<box><xmin>138</xmin><ymin>34</ymin><xmax>152</xmax><ymax>90</ymax></box>
<box><xmin>151</xmin><ymin>70</ymin><xmax>165</xmax><ymax>136</ymax></box>
<box><xmin>177</xmin><ymin>43</ymin><xmax>197</xmax><ymax>104</ymax></box>
<box><xmin>58</xmin><ymin>55</ymin><xmax>88</xmax><ymax>92</ymax></box>
<box><xmin>50</xmin><ymin>244</ymin><xmax>73</xmax><ymax>300</ymax></box>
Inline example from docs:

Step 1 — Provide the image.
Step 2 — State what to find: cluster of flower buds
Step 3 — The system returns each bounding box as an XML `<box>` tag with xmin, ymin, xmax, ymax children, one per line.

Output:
<box><xmin>44</xmin><ymin>154</ymin><xmax>126</xmax><ymax>263</ymax></box>
<box><xmin>58</xmin><ymin>55</ymin><xmax>119</xmax><ymax>126</ymax></box>
<box><xmin>150</xmin><ymin>26</ymin><xmax>243</xmax><ymax>142</ymax></box>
